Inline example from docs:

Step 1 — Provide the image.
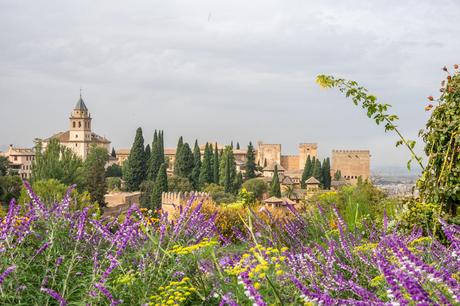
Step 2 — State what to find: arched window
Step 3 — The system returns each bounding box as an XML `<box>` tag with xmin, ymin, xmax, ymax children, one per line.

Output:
<box><xmin>73</xmin><ymin>121</ymin><xmax>76</xmax><ymax>128</ymax></box>
<box><xmin>79</xmin><ymin>121</ymin><xmax>81</xmax><ymax>128</ymax></box>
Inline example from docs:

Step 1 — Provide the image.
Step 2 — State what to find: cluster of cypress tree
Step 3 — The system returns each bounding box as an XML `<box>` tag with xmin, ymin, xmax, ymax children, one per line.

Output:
<box><xmin>300</xmin><ymin>155</ymin><xmax>332</xmax><ymax>189</ymax></box>
<box><xmin>124</xmin><ymin>128</ymin><xmax>168</xmax><ymax>209</ymax></box>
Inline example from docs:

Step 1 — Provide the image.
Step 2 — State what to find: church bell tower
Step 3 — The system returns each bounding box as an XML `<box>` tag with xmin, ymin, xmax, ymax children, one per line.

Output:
<box><xmin>69</xmin><ymin>92</ymin><xmax>92</xmax><ymax>143</ymax></box>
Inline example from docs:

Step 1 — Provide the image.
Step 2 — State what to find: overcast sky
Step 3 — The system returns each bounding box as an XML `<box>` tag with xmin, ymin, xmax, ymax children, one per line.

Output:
<box><xmin>1</xmin><ymin>0</ymin><xmax>459</xmax><ymax>172</ymax></box>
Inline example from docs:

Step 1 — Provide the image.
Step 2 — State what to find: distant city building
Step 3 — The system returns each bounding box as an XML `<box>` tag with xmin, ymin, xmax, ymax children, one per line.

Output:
<box><xmin>42</xmin><ymin>95</ymin><xmax>110</xmax><ymax>160</ymax></box>
<box><xmin>0</xmin><ymin>145</ymin><xmax>35</xmax><ymax>179</ymax></box>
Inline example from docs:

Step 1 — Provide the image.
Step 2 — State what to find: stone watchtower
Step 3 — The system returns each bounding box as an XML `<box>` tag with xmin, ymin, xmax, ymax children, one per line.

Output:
<box><xmin>298</xmin><ymin>143</ymin><xmax>318</xmax><ymax>169</ymax></box>
<box><xmin>331</xmin><ymin>150</ymin><xmax>370</xmax><ymax>184</ymax></box>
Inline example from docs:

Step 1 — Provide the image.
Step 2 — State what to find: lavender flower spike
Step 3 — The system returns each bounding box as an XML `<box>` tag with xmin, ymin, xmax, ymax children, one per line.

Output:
<box><xmin>41</xmin><ymin>287</ymin><xmax>68</xmax><ymax>306</ymax></box>
<box><xmin>0</xmin><ymin>265</ymin><xmax>16</xmax><ymax>285</ymax></box>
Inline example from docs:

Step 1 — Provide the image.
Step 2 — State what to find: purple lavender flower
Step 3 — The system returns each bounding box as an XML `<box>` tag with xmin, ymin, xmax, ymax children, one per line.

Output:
<box><xmin>41</xmin><ymin>287</ymin><xmax>67</xmax><ymax>306</ymax></box>
<box><xmin>94</xmin><ymin>283</ymin><xmax>122</xmax><ymax>306</ymax></box>
<box><xmin>0</xmin><ymin>265</ymin><xmax>16</xmax><ymax>285</ymax></box>
<box><xmin>36</xmin><ymin>242</ymin><xmax>50</xmax><ymax>255</ymax></box>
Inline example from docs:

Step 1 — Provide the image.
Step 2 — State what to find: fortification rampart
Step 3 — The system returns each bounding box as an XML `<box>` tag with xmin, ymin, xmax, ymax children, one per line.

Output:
<box><xmin>161</xmin><ymin>191</ymin><xmax>211</xmax><ymax>220</ymax></box>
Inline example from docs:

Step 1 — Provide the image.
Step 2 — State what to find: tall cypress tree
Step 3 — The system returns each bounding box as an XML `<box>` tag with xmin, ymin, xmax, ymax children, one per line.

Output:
<box><xmin>151</xmin><ymin>163</ymin><xmax>168</xmax><ymax>210</ymax></box>
<box><xmin>322</xmin><ymin>157</ymin><xmax>332</xmax><ymax>189</ymax></box>
<box><xmin>236</xmin><ymin>142</ymin><xmax>240</xmax><ymax>150</ymax></box>
<box><xmin>312</xmin><ymin>158</ymin><xmax>322</xmax><ymax>182</ymax></box>
<box><xmin>234</xmin><ymin>172</ymin><xmax>243</xmax><ymax>192</ymax></box>
<box><xmin>301</xmin><ymin>155</ymin><xmax>312</xmax><ymax>188</ymax></box>
<box><xmin>191</xmin><ymin>140</ymin><xmax>201</xmax><ymax>190</ymax></box>
<box><xmin>159</xmin><ymin>130</ymin><xmax>165</xmax><ymax>164</ymax></box>
<box><xmin>245</xmin><ymin>141</ymin><xmax>256</xmax><ymax>180</ymax></box>
<box><xmin>125</xmin><ymin>127</ymin><xmax>147</xmax><ymax>191</ymax></box>
<box><xmin>111</xmin><ymin>147</ymin><xmax>116</xmax><ymax>158</ymax></box>
<box><xmin>173</xmin><ymin>136</ymin><xmax>184</xmax><ymax>175</ymax></box>
<box><xmin>230</xmin><ymin>141</ymin><xmax>234</xmax><ymax>149</ymax></box>
<box><xmin>199</xmin><ymin>143</ymin><xmax>213</xmax><ymax>186</ymax></box>
<box><xmin>213</xmin><ymin>143</ymin><xmax>220</xmax><ymax>184</ymax></box>
<box><xmin>270</xmin><ymin>165</ymin><xmax>281</xmax><ymax>197</ymax></box>
<box><xmin>174</xmin><ymin>142</ymin><xmax>194</xmax><ymax>179</ymax></box>
<box><xmin>223</xmin><ymin>155</ymin><xmax>232</xmax><ymax>193</ymax></box>
<box><xmin>149</xmin><ymin>132</ymin><xmax>162</xmax><ymax>181</ymax></box>
<box><xmin>144</xmin><ymin>144</ymin><xmax>151</xmax><ymax>165</ymax></box>
<box><xmin>219</xmin><ymin>146</ymin><xmax>236</xmax><ymax>190</ymax></box>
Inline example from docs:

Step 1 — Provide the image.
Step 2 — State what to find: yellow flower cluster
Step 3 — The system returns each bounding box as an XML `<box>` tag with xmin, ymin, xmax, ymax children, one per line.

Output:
<box><xmin>225</xmin><ymin>245</ymin><xmax>287</xmax><ymax>280</ymax></box>
<box><xmin>353</xmin><ymin>243</ymin><xmax>378</xmax><ymax>254</ymax></box>
<box><xmin>115</xmin><ymin>272</ymin><xmax>137</xmax><ymax>285</ymax></box>
<box><xmin>408</xmin><ymin>236</ymin><xmax>432</xmax><ymax>246</ymax></box>
<box><xmin>146</xmin><ymin>217</ymin><xmax>159</xmax><ymax>225</ymax></box>
<box><xmin>168</xmin><ymin>238</ymin><xmax>218</xmax><ymax>255</ymax></box>
<box><xmin>1</xmin><ymin>216</ymin><xmax>29</xmax><ymax>228</ymax></box>
<box><xmin>149</xmin><ymin>278</ymin><xmax>196</xmax><ymax>306</ymax></box>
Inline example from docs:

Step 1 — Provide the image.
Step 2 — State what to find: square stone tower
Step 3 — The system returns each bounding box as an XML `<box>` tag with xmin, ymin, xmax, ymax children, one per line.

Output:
<box><xmin>256</xmin><ymin>141</ymin><xmax>281</xmax><ymax>167</ymax></box>
<box><xmin>331</xmin><ymin>150</ymin><xmax>370</xmax><ymax>184</ymax></box>
<box><xmin>298</xmin><ymin>143</ymin><xmax>318</xmax><ymax>169</ymax></box>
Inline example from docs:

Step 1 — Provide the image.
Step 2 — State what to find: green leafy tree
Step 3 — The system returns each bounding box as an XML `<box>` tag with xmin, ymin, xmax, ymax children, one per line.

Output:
<box><xmin>0</xmin><ymin>175</ymin><xmax>22</xmax><ymax>205</ymax></box>
<box><xmin>105</xmin><ymin>163</ymin><xmax>122</xmax><ymax>177</ymax></box>
<box><xmin>168</xmin><ymin>175</ymin><xmax>192</xmax><ymax>192</ymax></box>
<box><xmin>245</xmin><ymin>142</ymin><xmax>257</xmax><ymax>180</ymax></box>
<box><xmin>0</xmin><ymin>156</ymin><xmax>10</xmax><ymax>176</ymax></box>
<box><xmin>151</xmin><ymin>163</ymin><xmax>168</xmax><ymax>210</ymax></box>
<box><xmin>417</xmin><ymin>66</ymin><xmax>460</xmax><ymax>215</ymax></box>
<box><xmin>213</xmin><ymin>143</ymin><xmax>220</xmax><ymax>184</ymax></box>
<box><xmin>269</xmin><ymin>165</ymin><xmax>281</xmax><ymax>197</ymax></box>
<box><xmin>202</xmin><ymin>183</ymin><xmax>236</xmax><ymax>204</ymax></box>
<box><xmin>301</xmin><ymin>155</ymin><xmax>313</xmax><ymax>188</ymax></box>
<box><xmin>32</xmin><ymin>139</ymin><xmax>83</xmax><ymax>186</ymax></box>
<box><xmin>199</xmin><ymin>143</ymin><xmax>213</xmax><ymax>186</ymax></box>
<box><xmin>139</xmin><ymin>180</ymin><xmax>155</xmax><ymax>208</ymax></box>
<box><xmin>322</xmin><ymin>158</ymin><xmax>332</xmax><ymax>189</ymax></box>
<box><xmin>190</xmin><ymin>140</ymin><xmax>201</xmax><ymax>190</ymax></box>
<box><xmin>242</xmin><ymin>178</ymin><xmax>268</xmax><ymax>200</ymax></box>
<box><xmin>174</xmin><ymin>142</ymin><xmax>194</xmax><ymax>179</ymax></box>
<box><xmin>124</xmin><ymin>127</ymin><xmax>147</xmax><ymax>191</ymax></box>
<box><xmin>83</xmin><ymin>146</ymin><xmax>109</xmax><ymax>207</ymax></box>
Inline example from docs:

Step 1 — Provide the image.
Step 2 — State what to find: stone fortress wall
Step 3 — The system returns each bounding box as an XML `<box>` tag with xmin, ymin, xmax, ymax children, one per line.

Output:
<box><xmin>331</xmin><ymin>150</ymin><xmax>370</xmax><ymax>184</ymax></box>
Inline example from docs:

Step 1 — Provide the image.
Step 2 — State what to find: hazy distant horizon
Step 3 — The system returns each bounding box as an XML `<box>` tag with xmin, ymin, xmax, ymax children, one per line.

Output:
<box><xmin>1</xmin><ymin>0</ymin><xmax>459</xmax><ymax>172</ymax></box>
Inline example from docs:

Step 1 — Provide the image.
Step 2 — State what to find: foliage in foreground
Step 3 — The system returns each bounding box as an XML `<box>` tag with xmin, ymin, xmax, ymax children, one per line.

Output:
<box><xmin>1</xmin><ymin>182</ymin><xmax>459</xmax><ymax>305</ymax></box>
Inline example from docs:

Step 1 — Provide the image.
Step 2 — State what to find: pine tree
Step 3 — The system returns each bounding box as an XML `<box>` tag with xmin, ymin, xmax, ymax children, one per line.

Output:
<box><xmin>270</xmin><ymin>165</ymin><xmax>281</xmax><ymax>197</ymax></box>
<box><xmin>174</xmin><ymin>142</ymin><xmax>194</xmax><ymax>179</ymax></box>
<box><xmin>125</xmin><ymin>127</ymin><xmax>147</xmax><ymax>191</ymax></box>
<box><xmin>149</xmin><ymin>131</ymin><xmax>162</xmax><ymax>181</ymax></box>
<box><xmin>322</xmin><ymin>157</ymin><xmax>332</xmax><ymax>189</ymax></box>
<box><xmin>236</xmin><ymin>142</ymin><xmax>240</xmax><ymax>150</ymax></box>
<box><xmin>245</xmin><ymin>142</ymin><xmax>257</xmax><ymax>180</ymax></box>
<box><xmin>151</xmin><ymin>163</ymin><xmax>168</xmax><ymax>210</ymax></box>
<box><xmin>213</xmin><ymin>143</ymin><xmax>220</xmax><ymax>184</ymax></box>
<box><xmin>230</xmin><ymin>141</ymin><xmax>234</xmax><ymax>149</ymax></box>
<box><xmin>83</xmin><ymin>146</ymin><xmax>109</xmax><ymax>206</ymax></box>
<box><xmin>199</xmin><ymin>143</ymin><xmax>213</xmax><ymax>187</ymax></box>
<box><xmin>301</xmin><ymin>155</ymin><xmax>312</xmax><ymax>188</ymax></box>
<box><xmin>191</xmin><ymin>140</ymin><xmax>201</xmax><ymax>190</ymax></box>
<box><xmin>219</xmin><ymin>146</ymin><xmax>236</xmax><ymax>191</ymax></box>
<box><xmin>111</xmin><ymin>147</ymin><xmax>116</xmax><ymax>158</ymax></box>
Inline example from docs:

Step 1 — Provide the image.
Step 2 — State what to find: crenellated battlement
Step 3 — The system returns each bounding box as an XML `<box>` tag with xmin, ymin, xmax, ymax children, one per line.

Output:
<box><xmin>161</xmin><ymin>191</ymin><xmax>211</xmax><ymax>206</ymax></box>
<box><xmin>332</xmin><ymin>149</ymin><xmax>370</xmax><ymax>153</ymax></box>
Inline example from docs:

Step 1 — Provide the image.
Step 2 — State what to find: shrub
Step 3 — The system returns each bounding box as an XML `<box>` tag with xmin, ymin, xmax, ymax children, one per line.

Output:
<box><xmin>242</xmin><ymin>178</ymin><xmax>268</xmax><ymax>200</ymax></box>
